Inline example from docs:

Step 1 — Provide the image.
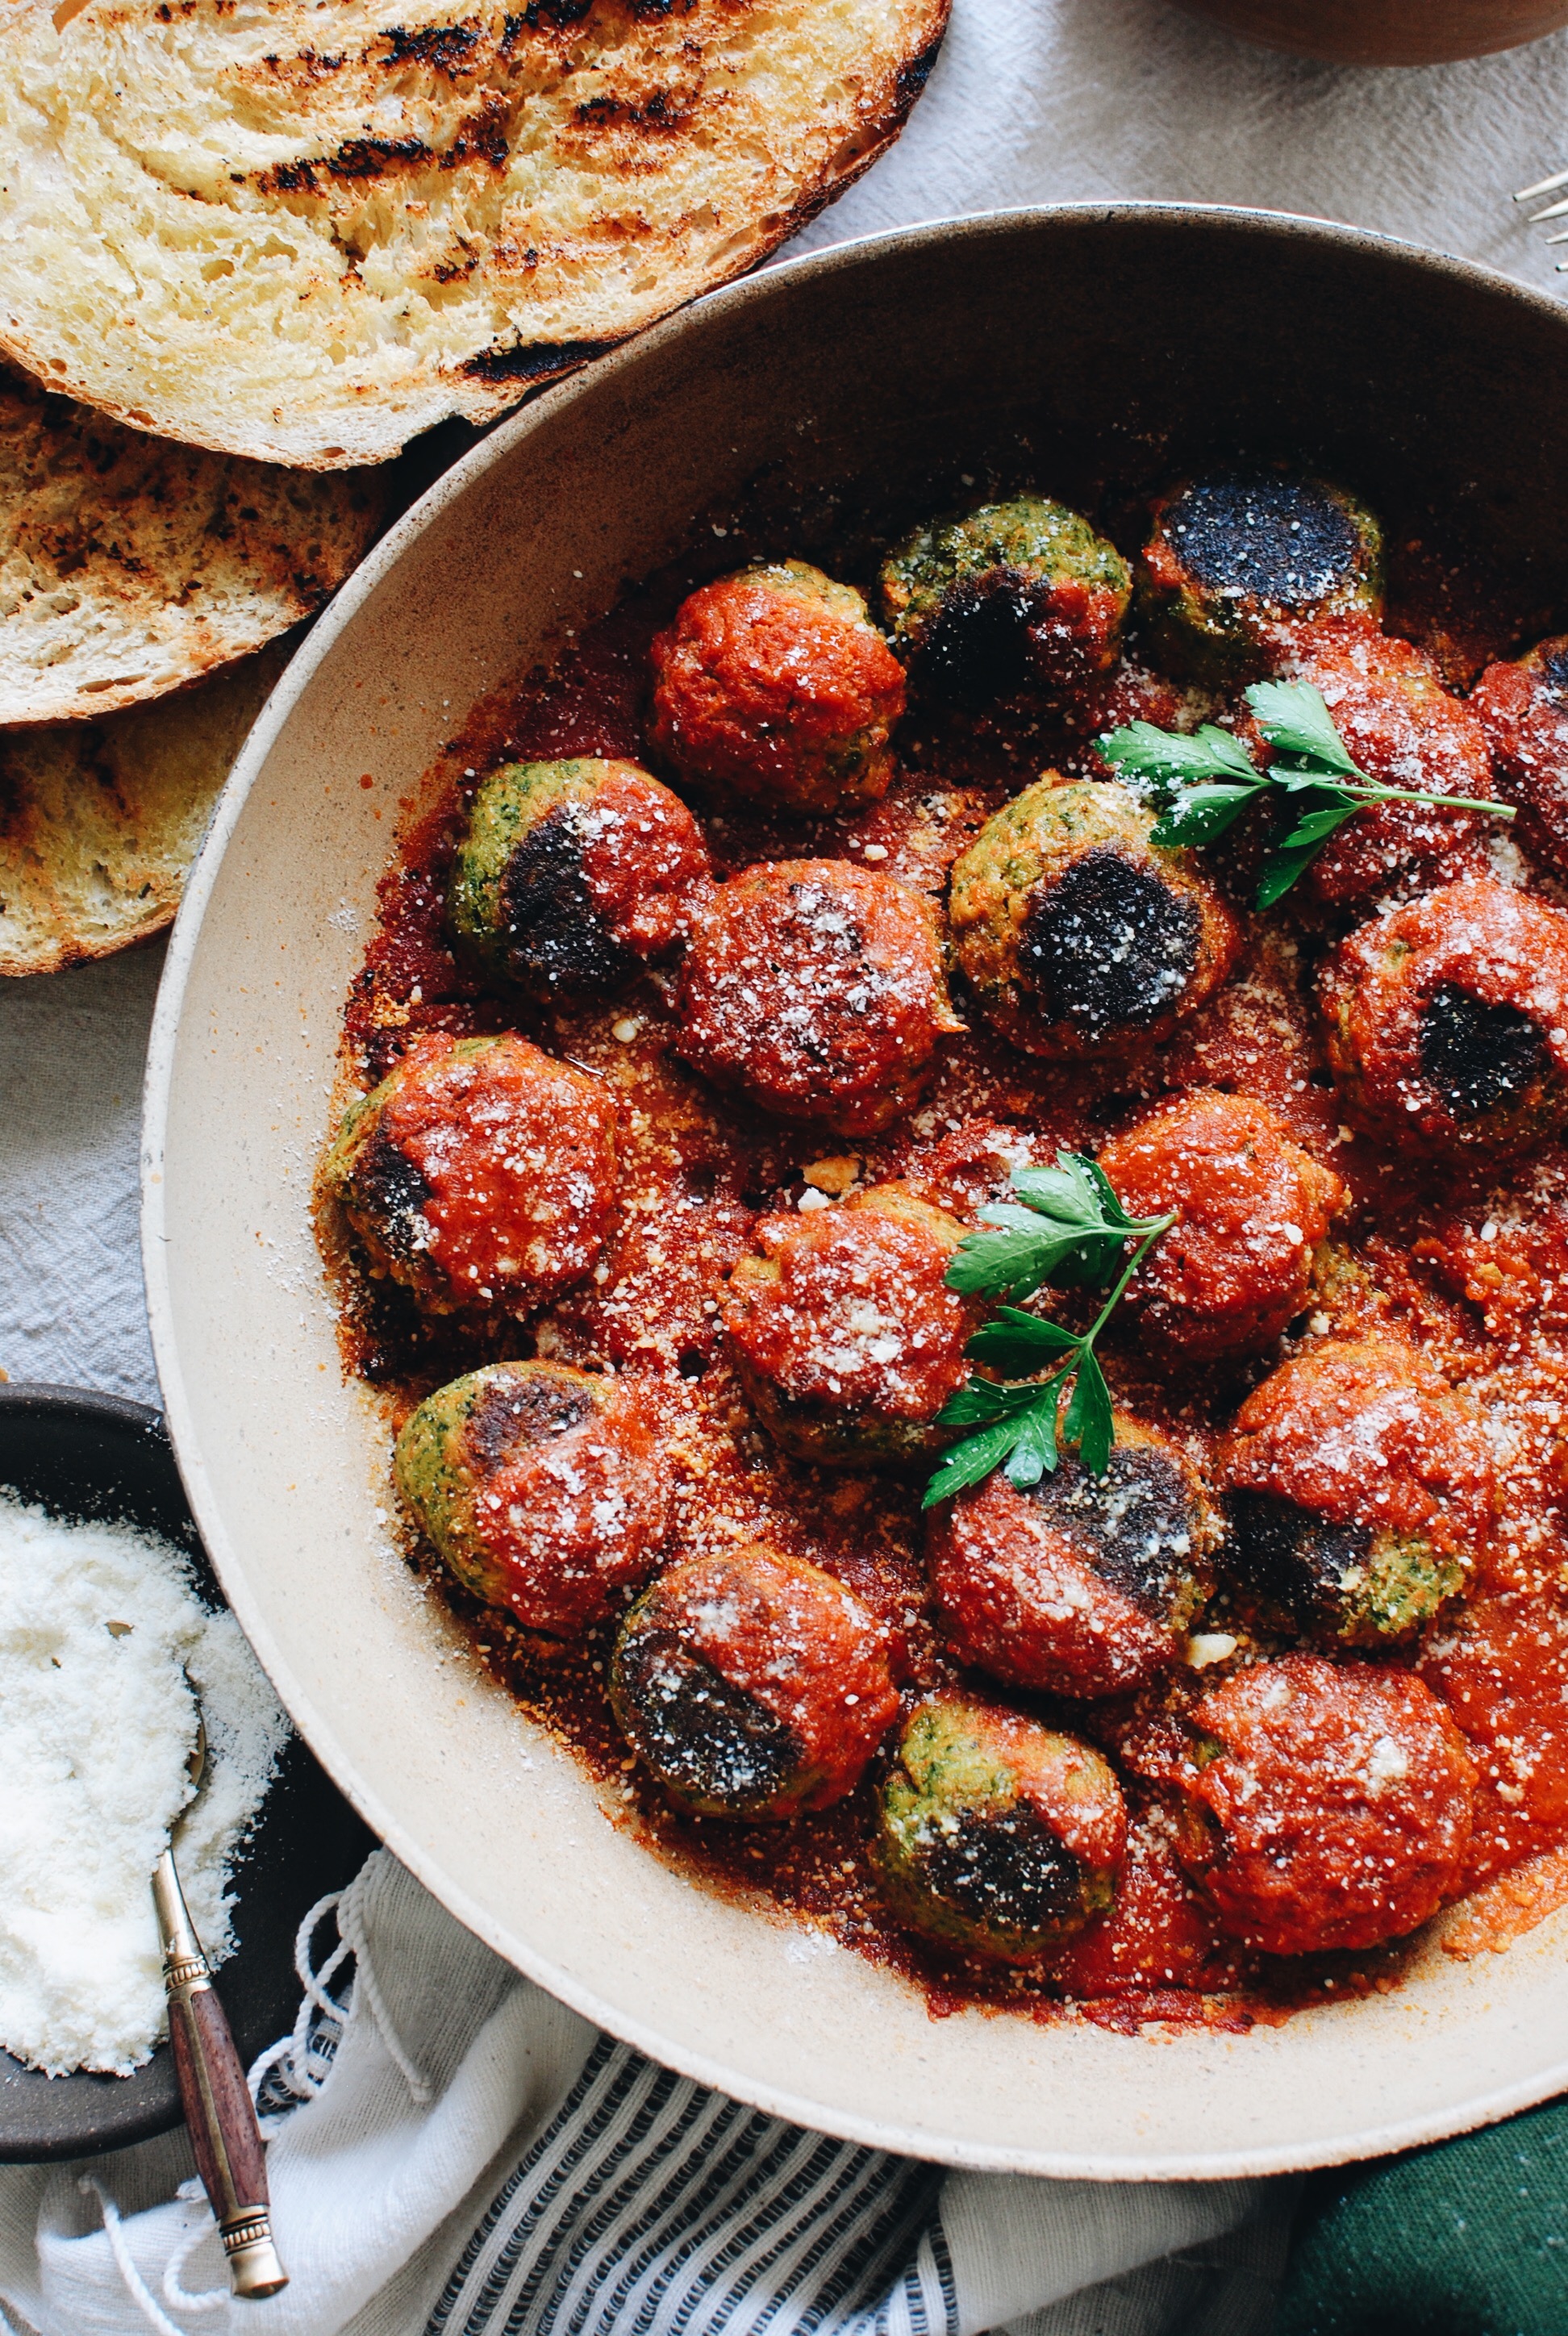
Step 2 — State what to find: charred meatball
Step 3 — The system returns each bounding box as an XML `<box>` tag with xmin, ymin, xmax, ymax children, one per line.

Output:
<box><xmin>1139</xmin><ymin>471</ymin><xmax>1382</xmax><ymax>684</ymax></box>
<box><xmin>1221</xmin><ymin>1339</ymin><xmax>1492</xmax><ymax>1647</ymax></box>
<box><xmin>394</xmin><ymin>1362</ymin><xmax>669</xmax><ymax>1639</ymax></box>
<box><xmin>610</xmin><ymin>1545</ymin><xmax>899</xmax><ymax>1820</ymax></box>
<box><xmin>948</xmin><ymin>778</ymin><xmax>1241</xmax><ymax>1060</ymax></box>
<box><xmin>1472</xmin><ymin>633</ymin><xmax>1568</xmax><ymax>879</ymax></box>
<box><xmin>1322</xmin><ymin>878</ymin><xmax>1568</xmax><ymax>1155</ymax></box>
<box><xmin>1172</xmin><ymin>1653</ymin><xmax>1476</xmax><ymax>1954</ymax></box>
<box><xmin>724</xmin><ymin>1183</ymin><xmax>980</xmax><ymax>1466</ymax></box>
<box><xmin>1272</xmin><ymin>623</ymin><xmax>1497</xmax><ymax>911</ymax></box>
<box><xmin>647</xmin><ymin>562</ymin><xmax>906</xmax><ymax>815</ymax></box>
<box><xmin>928</xmin><ymin>1417</ymin><xmax>1219</xmax><ymax>1698</ymax></box>
<box><xmin>320</xmin><ymin>1033</ymin><xmax>618</xmax><ymax>1314</ymax></box>
<box><xmin>875</xmin><ymin>1693</ymin><xmax>1127</xmax><ymax>1962</ymax></box>
<box><xmin>878</xmin><ymin>495</ymin><xmax>1131</xmax><ymax>710</ymax></box>
<box><xmin>447</xmin><ymin>757</ymin><xmax>711</xmax><ymax>999</ymax></box>
<box><xmin>1097</xmin><ymin>1091</ymin><xmax>1346</xmax><ymax>1360</ymax></box>
<box><xmin>675</xmin><ymin>859</ymin><xmax>962</xmax><ymax>1134</ymax></box>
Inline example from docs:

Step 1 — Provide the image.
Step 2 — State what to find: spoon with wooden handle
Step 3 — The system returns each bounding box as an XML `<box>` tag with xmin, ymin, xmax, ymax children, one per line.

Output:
<box><xmin>152</xmin><ymin>1705</ymin><xmax>288</xmax><ymax>2301</ymax></box>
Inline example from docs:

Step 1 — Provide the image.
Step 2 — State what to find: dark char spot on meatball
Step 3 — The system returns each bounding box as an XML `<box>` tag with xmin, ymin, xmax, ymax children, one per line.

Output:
<box><xmin>1020</xmin><ymin>847</ymin><xmax>1199</xmax><ymax>1041</ymax></box>
<box><xmin>498</xmin><ymin>803</ymin><xmax>638</xmax><ymax>997</ymax></box>
<box><xmin>914</xmin><ymin>1800</ymin><xmax>1085</xmax><ymax>1932</ymax></box>
<box><xmin>1226</xmin><ymin>1489</ymin><xmax>1373</xmax><ymax>1628</ymax></box>
<box><xmin>619</xmin><ymin>1630</ymin><xmax>803</xmax><ymax>1807</ymax></box>
<box><xmin>1028</xmin><ymin>1445</ymin><xmax>1199</xmax><ymax>1616</ymax></box>
<box><xmin>1166</xmin><ymin>473</ymin><xmax>1360</xmax><ymax>610</ymax></box>
<box><xmin>353</xmin><ymin>1128</ymin><xmax>432</xmax><ymax>1265</ymax></box>
<box><xmin>1541</xmin><ymin>643</ymin><xmax>1568</xmax><ymax>699</ymax></box>
<box><xmin>466</xmin><ymin>1374</ymin><xmax>595</xmax><ymax>1474</ymax></box>
<box><xmin>918</xmin><ymin>570</ymin><xmax>1037</xmax><ymax>708</ymax></box>
<box><xmin>1419</xmin><ymin>982</ymin><xmax>1549</xmax><ymax>1121</ymax></box>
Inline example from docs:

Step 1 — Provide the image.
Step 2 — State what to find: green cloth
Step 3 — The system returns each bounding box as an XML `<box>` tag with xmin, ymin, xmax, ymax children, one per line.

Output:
<box><xmin>1277</xmin><ymin>2096</ymin><xmax>1568</xmax><ymax>2336</ymax></box>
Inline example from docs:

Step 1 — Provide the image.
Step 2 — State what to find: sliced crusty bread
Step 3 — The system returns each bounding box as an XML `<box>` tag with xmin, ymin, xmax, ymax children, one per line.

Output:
<box><xmin>0</xmin><ymin>363</ymin><xmax>383</xmax><ymax>723</ymax></box>
<box><xmin>0</xmin><ymin>0</ymin><xmax>948</xmax><ymax>470</ymax></box>
<box><xmin>0</xmin><ymin>640</ymin><xmax>286</xmax><ymax>976</ymax></box>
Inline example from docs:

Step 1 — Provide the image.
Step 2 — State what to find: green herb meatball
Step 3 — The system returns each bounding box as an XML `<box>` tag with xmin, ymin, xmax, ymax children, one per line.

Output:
<box><xmin>647</xmin><ymin>562</ymin><xmax>907</xmax><ymax>814</ymax></box>
<box><xmin>319</xmin><ymin>1032</ymin><xmax>619</xmax><ymax>1316</ymax></box>
<box><xmin>610</xmin><ymin>1544</ymin><xmax>899</xmax><ymax>1821</ymax></box>
<box><xmin>928</xmin><ymin>1416</ymin><xmax>1219</xmax><ymax>1698</ymax></box>
<box><xmin>878</xmin><ymin>495</ymin><xmax>1131</xmax><ymax>709</ymax></box>
<box><xmin>394</xmin><ymin>1362</ymin><xmax>669</xmax><ymax>1640</ymax></box>
<box><xmin>1139</xmin><ymin>471</ymin><xmax>1383</xmax><ymax>684</ymax></box>
<box><xmin>948</xmin><ymin>778</ymin><xmax>1241</xmax><ymax>1059</ymax></box>
<box><xmin>448</xmin><ymin>757</ymin><xmax>711</xmax><ymax>1001</ymax></box>
<box><xmin>1220</xmin><ymin>1339</ymin><xmax>1493</xmax><ymax>1647</ymax></box>
<box><xmin>724</xmin><ymin>1183</ymin><xmax>981</xmax><ymax>1467</ymax></box>
<box><xmin>875</xmin><ymin>1694</ymin><xmax>1127</xmax><ymax>1963</ymax></box>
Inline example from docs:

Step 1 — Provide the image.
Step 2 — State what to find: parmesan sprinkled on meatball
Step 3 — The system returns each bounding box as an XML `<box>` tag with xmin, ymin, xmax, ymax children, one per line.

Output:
<box><xmin>1472</xmin><ymin>633</ymin><xmax>1568</xmax><ymax>882</ymax></box>
<box><xmin>675</xmin><ymin>859</ymin><xmax>962</xmax><ymax>1134</ymax></box>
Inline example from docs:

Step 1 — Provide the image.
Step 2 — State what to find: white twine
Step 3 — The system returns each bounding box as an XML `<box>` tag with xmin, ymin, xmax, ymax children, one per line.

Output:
<box><xmin>247</xmin><ymin>1891</ymin><xmax>354</xmax><ymax>2133</ymax></box>
<box><xmin>78</xmin><ymin>2180</ymin><xmax>221</xmax><ymax>2336</ymax></box>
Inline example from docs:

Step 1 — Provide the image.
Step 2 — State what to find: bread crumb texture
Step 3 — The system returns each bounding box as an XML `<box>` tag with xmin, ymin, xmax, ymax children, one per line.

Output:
<box><xmin>0</xmin><ymin>362</ymin><xmax>382</xmax><ymax>721</ymax></box>
<box><xmin>0</xmin><ymin>0</ymin><xmax>949</xmax><ymax>468</ymax></box>
<box><xmin>0</xmin><ymin>638</ymin><xmax>286</xmax><ymax>975</ymax></box>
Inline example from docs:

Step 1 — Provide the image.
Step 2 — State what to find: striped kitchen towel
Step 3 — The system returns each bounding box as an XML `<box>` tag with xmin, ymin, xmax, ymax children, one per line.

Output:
<box><xmin>0</xmin><ymin>1853</ymin><xmax>1282</xmax><ymax>2336</ymax></box>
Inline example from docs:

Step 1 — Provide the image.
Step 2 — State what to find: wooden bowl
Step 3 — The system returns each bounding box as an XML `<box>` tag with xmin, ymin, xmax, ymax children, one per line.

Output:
<box><xmin>1174</xmin><ymin>0</ymin><xmax>1568</xmax><ymax>65</ymax></box>
<box><xmin>145</xmin><ymin>206</ymin><xmax>1568</xmax><ymax>2180</ymax></box>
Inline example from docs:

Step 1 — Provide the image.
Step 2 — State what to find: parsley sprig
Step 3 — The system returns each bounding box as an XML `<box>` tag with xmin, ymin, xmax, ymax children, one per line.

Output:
<box><xmin>1098</xmin><ymin>679</ymin><xmax>1512</xmax><ymax>908</ymax></box>
<box><xmin>923</xmin><ymin>1155</ymin><xmax>1174</xmax><ymax>1509</ymax></box>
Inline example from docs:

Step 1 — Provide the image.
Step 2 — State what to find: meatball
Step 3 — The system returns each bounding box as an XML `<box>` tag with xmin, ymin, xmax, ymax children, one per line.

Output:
<box><xmin>646</xmin><ymin>562</ymin><xmax>906</xmax><ymax>815</ymax></box>
<box><xmin>875</xmin><ymin>1693</ymin><xmax>1127</xmax><ymax>1962</ymax></box>
<box><xmin>724</xmin><ymin>1183</ymin><xmax>979</xmax><ymax>1467</ymax></box>
<box><xmin>948</xmin><ymin>778</ymin><xmax>1241</xmax><ymax>1060</ymax></box>
<box><xmin>320</xmin><ymin>1033</ymin><xmax>618</xmax><ymax>1314</ymax></box>
<box><xmin>877</xmin><ymin>495</ymin><xmax>1131</xmax><ymax>710</ymax></box>
<box><xmin>674</xmin><ymin>860</ymin><xmax>962</xmax><ymax>1135</ymax></box>
<box><xmin>1138</xmin><ymin>471</ymin><xmax>1382</xmax><ymax>684</ymax></box>
<box><xmin>1097</xmin><ymin>1091</ymin><xmax>1347</xmax><ymax>1359</ymax></box>
<box><xmin>1172</xmin><ymin>1653</ymin><xmax>1476</xmax><ymax>1955</ymax></box>
<box><xmin>447</xmin><ymin>757</ymin><xmax>711</xmax><ymax>999</ymax></box>
<box><xmin>1472</xmin><ymin>633</ymin><xmax>1568</xmax><ymax>879</ymax></box>
<box><xmin>928</xmin><ymin>1417</ymin><xmax>1218</xmax><ymax>1698</ymax></box>
<box><xmin>609</xmin><ymin>1545</ymin><xmax>899</xmax><ymax>1820</ymax></box>
<box><xmin>1221</xmin><ymin>1339</ymin><xmax>1492</xmax><ymax>1646</ymax></box>
<box><xmin>1322</xmin><ymin>878</ymin><xmax>1568</xmax><ymax>1155</ymax></box>
<box><xmin>394</xmin><ymin>1362</ymin><xmax>669</xmax><ymax>1639</ymax></box>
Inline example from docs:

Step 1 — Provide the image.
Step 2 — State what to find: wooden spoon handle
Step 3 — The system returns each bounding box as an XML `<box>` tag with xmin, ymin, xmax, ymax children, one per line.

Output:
<box><xmin>155</xmin><ymin>1850</ymin><xmax>288</xmax><ymax>2300</ymax></box>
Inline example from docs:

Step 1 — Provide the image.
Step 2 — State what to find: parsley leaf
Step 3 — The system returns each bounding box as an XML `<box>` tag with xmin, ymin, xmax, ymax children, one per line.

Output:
<box><xmin>1247</xmin><ymin>678</ymin><xmax>1361</xmax><ymax>776</ymax></box>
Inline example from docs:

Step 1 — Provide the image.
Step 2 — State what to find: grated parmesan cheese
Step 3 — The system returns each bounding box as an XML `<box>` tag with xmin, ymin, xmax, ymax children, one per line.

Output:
<box><xmin>0</xmin><ymin>1493</ymin><xmax>289</xmax><ymax>2078</ymax></box>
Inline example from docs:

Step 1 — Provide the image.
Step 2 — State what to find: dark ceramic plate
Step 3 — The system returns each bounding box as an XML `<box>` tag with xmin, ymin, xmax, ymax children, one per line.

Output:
<box><xmin>0</xmin><ymin>1384</ymin><xmax>376</xmax><ymax>2163</ymax></box>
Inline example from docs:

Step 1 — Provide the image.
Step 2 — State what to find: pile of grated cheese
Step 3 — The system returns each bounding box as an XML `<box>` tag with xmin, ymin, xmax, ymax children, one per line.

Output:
<box><xmin>0</xmin><ymin>1491</ymin><xmax>290</xmax><ymax>2078</ymax></box>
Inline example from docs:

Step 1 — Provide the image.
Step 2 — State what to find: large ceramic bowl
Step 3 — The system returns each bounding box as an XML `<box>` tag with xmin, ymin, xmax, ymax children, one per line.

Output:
<box><xmin>144</xmin><ymin>207</ymin><xmax>1568</xmax><ymax>2180</ymax></box>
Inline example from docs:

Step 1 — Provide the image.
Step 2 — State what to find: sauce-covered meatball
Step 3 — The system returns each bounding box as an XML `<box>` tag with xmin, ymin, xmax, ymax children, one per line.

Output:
<box><xmin>394</xmin><ymin>1362</ymin><xmax>669</xmax><ymax>1640</ymax></box>
<box><xmin>647</xmin><ymin>562</ymin><xmax>906</xmax><ymax>815</ymax></box>
<box><xmin>878</xmin><ymin>495</ymin><xmax>1131</xmax><ymax>710</ymax></box>
<box><xmin>675</xmin><ymin>859</ymin><xmax>961</xmax><ymax>1134</ymax></box>
<box><xmin>1139</xmin><ymin>471</ymin><xmax>1382</xmax><ymax>684</ymax></box>
<box><xmin>1272</xmin><ymin>623</ymin><xmax>1496</xmax><ymax>911</ymax></box>
<box><xmin>1172</xmin><ymin>1653</ymin><xmax>1476</xmax><ymax>1954</ymax></box>
<box><xmin>1322</xmin><ymin>878</ymin><xmax>1568</xmax><ymax>1156</ymax></box>
<box><xmin>928</xmin><ymin>1417</ymin><xmax>1218</xmax><ymax>1697</ymax></box>
<box><xmin>320</xmin><ymin>1033</ymin><xmax>618</xmax><ymax>1314</ymax></box>
<box><xmin>724</xmin><ymin>1183</ymin><xmax>979</xmax><ymax>1466</ymax></box>
<box><xmin>948</xmin><ymin>778</ymin><xmax>1241</xmax><ymax>1059</ymax></box>
<box><xmin>610</xmin><ymin>1545</ymin><xmax>899</xmax><ymax>1820</ymax></box>
<box><xmin>447</xmin><ymin>757</ymin><xmax>711</xmax><ymax>999</ymax></box>
<box><xmin>875</xmin><ymin>1693</ymin><xmax>1127</xmax><ymax>1962</ymax></box>
<box><xmin>1472</xmin><ymin>633</ymin><xmax>1568</xmax><ymax>880</ymax></box>
<box><xmin>1098</xmin><ymin>1091</ymin><xmax>1346</xmax><ymax>1359</ymax></box>
<box><xmin>1221</xmin><ymin>1339</ymin><xmax>1492</xmax><ymax>1647</ymax></box>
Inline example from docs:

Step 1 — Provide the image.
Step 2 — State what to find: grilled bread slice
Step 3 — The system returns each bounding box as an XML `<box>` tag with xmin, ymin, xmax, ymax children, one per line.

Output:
<box><xmin>0</xmin><ymin>641</ymin><xmax>286</xmax><ymax>976</ymax></box>
<box><xmin>0</xmin><ymin>364</ymin><xmax>383</xmax><ymax>724</ymax></box>
<box><xmin>0</xmin><ymin>0</ymin><xmax>947</xmax><ymax>470</ymax></box>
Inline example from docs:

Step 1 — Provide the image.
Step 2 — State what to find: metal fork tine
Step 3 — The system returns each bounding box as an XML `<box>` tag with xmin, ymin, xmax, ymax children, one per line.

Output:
<box><xmin>1528</xmin><ymin>195</ymin><xmax>1568</xmax><ymax>223</ymax></box>
<box><xmin>1516</xmin><ymin>167</ymin><xmax>1568</xmax><ymax>202</ymax></box>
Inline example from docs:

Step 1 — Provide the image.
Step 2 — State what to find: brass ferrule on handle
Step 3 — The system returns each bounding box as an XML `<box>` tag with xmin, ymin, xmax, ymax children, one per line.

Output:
<box><xmin>153</xmin><ymin>1848</ymin><xmax>289</xmax><ymax>2301</ymax></box>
